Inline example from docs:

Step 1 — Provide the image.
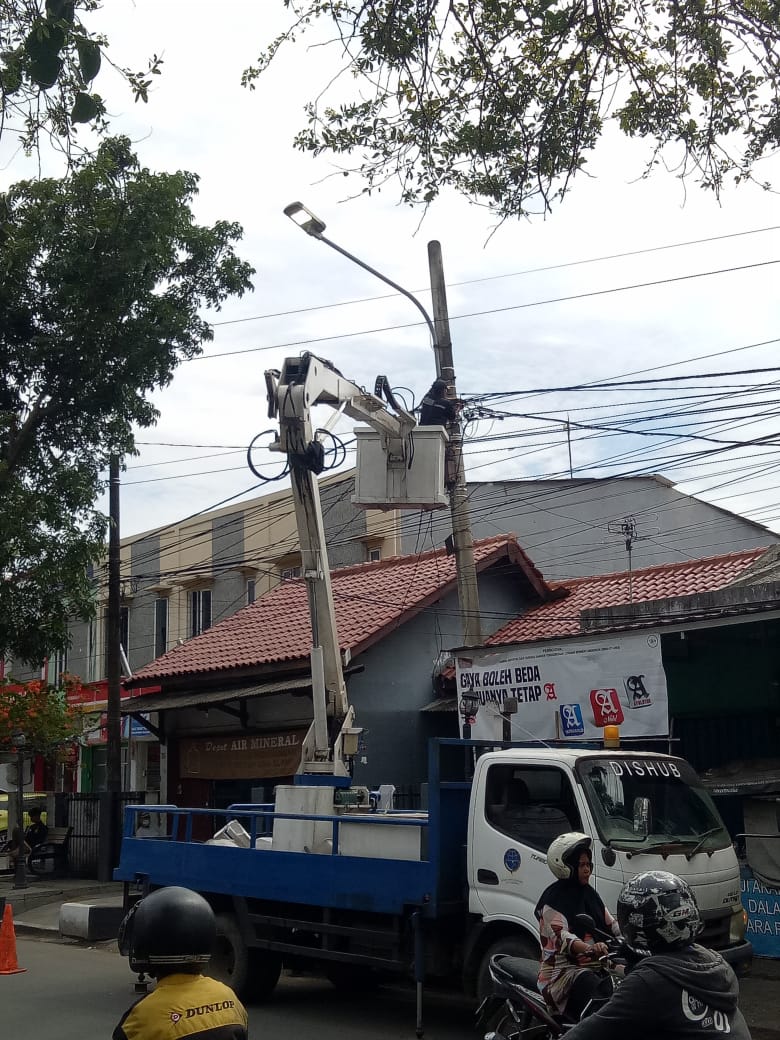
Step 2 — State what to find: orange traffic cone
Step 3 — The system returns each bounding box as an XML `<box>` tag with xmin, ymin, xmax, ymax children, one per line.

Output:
<box><xmin>0</xmin><ymin>903</ymin><xmax>26</xmax><ymax>975</ymax></box>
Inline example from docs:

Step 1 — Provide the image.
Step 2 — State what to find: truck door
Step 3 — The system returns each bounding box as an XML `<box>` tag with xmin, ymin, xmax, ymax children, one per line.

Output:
<box><xmin>470</xmin><ymin>763</ymin><xmax>582</xmax><ymax>926</ymax></box>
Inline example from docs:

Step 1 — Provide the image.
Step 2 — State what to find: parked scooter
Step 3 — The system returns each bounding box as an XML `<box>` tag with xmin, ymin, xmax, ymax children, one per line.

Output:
<box><xmin>476</xmin><ymin>915</ymin><xmax>637</xmax><ymax>1040</ymax></box>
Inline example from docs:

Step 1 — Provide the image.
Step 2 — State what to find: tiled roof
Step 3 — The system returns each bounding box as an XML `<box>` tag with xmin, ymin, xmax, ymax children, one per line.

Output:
<box><xmin>129</xmin><ymin>535</ymin><xmax>552</xmax><ymax>685</ymax></box>
<box><xmin>487</xmin><ymin>546</ymin><xmax>769</xmax><ymax>646</ymax></box>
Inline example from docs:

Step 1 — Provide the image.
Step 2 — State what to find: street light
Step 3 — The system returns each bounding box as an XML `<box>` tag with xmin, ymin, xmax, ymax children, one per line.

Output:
<box><xmin>459</xmin><ymin>691</ymin><xmax>480</xmax><ymax>739</ymax></box>
<box><xmin>10</xmin><ymin>730</ymin><xmax>28</xmax><ymax>890</ymax></box>
<box><xmin>283</xmin><ymin>201</ymin><xmax>483</xmax><ymax>649</ymax></box>
<box><xmin>283</xmin><ymin>201</ymin><xmax>439</xmax><ymax>361</ymax></box>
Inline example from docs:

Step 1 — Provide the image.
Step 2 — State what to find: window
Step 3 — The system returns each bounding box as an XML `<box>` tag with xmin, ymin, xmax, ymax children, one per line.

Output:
<box><xmin>281</xmin><ymin>565</ymin><xmax>301</xmax><ymax>582</ymax></box>
<box><xmin>190</xmin><ymin>589</ymin><xmax>212</xmax><ymax>637</ymax></box>
<box><xmin>577</xmin><ymin>757</ymin><xmax>729</xmax><ymax>854</ymax></box>
<box><xmin>52</xmin><ymin>647</ymin><xmax>68</xmax><ymax>686</ymax></box>
<box><xmin>246</xmin><ymin>579</ymin><xmax>256</xmax><ymax>605</ymax></box>
<box><xmin>154</xmin><ymin>597</ymin><xmax>169</xmax><ymax>658</ymax></box>
<box><xmin>368</xmin><ymin>547</ymin><xmax>381</xmax><ymax>563</ymax></box>
<box><xmin>120</xmin><ymin>606</ymin><xmax>130</xmax><ymax>656</ymax></box>
<box><xmin>87</xmin><ymin>619</ymin><xmax>97</xmax><ymax>682</ymax></box>
<box><xmin>104</xmin><ymin>606</ymin><xmax>130</xmax><ymax>672</ymax></box>
<box><xmin>91</xmin><ymin>745</ymin><xmax>129</xmax><ymax>792</ymax></box>
<box><xmin>484</xmin><ymin>764</ymin><xmax>581</xmax><ymax>851</ymax></box>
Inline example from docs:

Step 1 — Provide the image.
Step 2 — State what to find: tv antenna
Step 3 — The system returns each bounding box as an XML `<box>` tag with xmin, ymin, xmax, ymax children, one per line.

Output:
<box><xmin>606</xmin><ymin>515</ymin><xmax>658</xmax><ymax>601</ymax></box>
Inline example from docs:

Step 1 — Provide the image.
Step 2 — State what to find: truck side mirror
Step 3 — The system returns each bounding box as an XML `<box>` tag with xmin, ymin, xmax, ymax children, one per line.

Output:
<box><xmin>633</xmin><ymin>796</ymin><xmax>652</xmax><ymax>837</ymax></box>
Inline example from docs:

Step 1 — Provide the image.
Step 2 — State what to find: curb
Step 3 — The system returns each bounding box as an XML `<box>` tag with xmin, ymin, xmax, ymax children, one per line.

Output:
<box><xmin>60</xmin><ymin>900</ymin><xmax>124</xmax><ymax>942</ymax></box>
<box><xmin>14</xmin><ymin>920</ymin><xmax>60</xmax><ymax>939</ymax></box>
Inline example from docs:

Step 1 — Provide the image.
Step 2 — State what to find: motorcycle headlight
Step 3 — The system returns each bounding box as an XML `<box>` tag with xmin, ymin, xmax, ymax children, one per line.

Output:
<box><xmin>729</xmin><ymin>906</ymin><xmax>747</xmax><ymax>944</ymax></box>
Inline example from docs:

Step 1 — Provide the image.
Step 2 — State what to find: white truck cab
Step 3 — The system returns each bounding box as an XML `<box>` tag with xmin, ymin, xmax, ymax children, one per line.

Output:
<box><xmin>467</xmin><ymin>747</ymin><xmax>749</xmax><ymax>968</ymax></box>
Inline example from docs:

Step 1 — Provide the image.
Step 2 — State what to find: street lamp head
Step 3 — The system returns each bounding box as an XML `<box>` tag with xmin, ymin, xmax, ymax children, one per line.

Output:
<box><xmin>284</xmin><ymin>201</ymin><xmax>327</xmax><ymax>237</ymax></box>
<box><xmin>459</xmin><ymin>692</ymin><xmax>480</xmax><ymax>721</ymax></box>
<box><xmin>11</xmin><ymin>730</ymin><xmax>25</xmax><ymax>748</ymax></box>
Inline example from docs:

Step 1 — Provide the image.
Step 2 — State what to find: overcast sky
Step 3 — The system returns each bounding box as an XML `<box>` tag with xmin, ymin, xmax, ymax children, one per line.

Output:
<box><xmin>4</xmin><ymin>1</ymin><xmax>780</xmax><ymax>548</ymax></box>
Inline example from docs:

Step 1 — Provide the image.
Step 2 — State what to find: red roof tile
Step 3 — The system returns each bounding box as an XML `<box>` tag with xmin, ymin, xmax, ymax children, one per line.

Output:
<box><xmin>129</xmin><ymin>535</ymin><xmax>552</xmax><ymax>685</ymax></box>
<box><xmin>487</xmin><ymin>547</ymin><xmax>769</xmax><ymax>646</ymax></box>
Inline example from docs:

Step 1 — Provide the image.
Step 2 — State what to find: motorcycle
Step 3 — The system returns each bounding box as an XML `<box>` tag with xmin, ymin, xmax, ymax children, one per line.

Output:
<box><xmin>476</xmin><ymin>915</ymin><xmax>637</xmax><ymax>1040</ymax></box>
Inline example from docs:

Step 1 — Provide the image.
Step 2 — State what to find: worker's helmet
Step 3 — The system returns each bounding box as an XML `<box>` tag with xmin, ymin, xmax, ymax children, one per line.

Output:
<box><xmin>617</xmin><ymin>871</ymin><xmax>702</xmax><ymax>953</ymax></box>
<box><xmin>547</xmin><ymin>832</ymin><xmax>592</xmax><ymax>880</ymax></box>
<box><xmin>118</xmin><ymin>886</ymin><xmax>216</xmax><ymax>975</ymax></box>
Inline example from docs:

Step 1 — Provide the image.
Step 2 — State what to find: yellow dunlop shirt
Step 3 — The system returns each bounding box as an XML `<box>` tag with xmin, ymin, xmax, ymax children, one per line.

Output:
<box><xmin>113</xmin><ymin>974</ymin><xmax>248</xmax><ymax>1040</ymax></box>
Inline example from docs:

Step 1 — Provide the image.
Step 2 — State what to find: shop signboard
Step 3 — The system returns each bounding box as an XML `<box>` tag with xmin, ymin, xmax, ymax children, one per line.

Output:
<box><xmin>740</xmin><ymin>865</ymin><xmax>780</xmax><ymax>957</ymax></box>
<box><xmin>456</xmin><ymin>631</ymin><xmax>669</xmax><ymax>741</ymax></box>
<box><xmin>179</xmin><ymin>729</ymin><xmax>309</xmax><ymax>780</ymax></box>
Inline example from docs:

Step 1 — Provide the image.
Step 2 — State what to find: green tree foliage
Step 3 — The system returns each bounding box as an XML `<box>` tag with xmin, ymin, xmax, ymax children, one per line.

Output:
<box><xmin>0</xmin><ymin>0</ymin><xmax>161</xmax><ymax>153</ymax></box>
<box><xmin>0</xmin><ymin>137</ymin><xmax>255</xmax><ymax>664</ymax></box>
<box><xmin>248</xmin><ymin>0</ymin><xmax>780</xmax><ymax>217</ymax></box>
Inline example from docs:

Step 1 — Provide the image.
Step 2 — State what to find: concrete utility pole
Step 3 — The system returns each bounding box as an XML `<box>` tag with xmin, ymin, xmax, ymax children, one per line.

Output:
<box><xmin>428</xmin><ymin>241</ymin><xmax>482</xmax><ymax>647</ymax></box>
<box><xmin>99</xmin><ymin>454</ymin><xmax>122</xmax><ymax>881</ymax></box>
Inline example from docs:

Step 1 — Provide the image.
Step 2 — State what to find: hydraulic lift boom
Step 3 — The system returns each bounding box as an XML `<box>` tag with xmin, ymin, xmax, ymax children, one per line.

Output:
<box><xmin>265</xmin><ymin>353</ymin><xmax>419</xmax><ymax>776</ymax></box>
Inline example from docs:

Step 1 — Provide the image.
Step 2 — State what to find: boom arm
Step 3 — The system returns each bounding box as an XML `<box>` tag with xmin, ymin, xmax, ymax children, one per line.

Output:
<box><xmin>265</xmin><ymin>353</ymin><xmax>417</xmax><ymax>775</ymax></box>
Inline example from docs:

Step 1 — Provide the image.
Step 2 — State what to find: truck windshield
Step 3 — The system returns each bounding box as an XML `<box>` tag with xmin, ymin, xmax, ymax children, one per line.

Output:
<box><xmin>576</xmin><ymin>757</ymin><xmax>730</xmax><ymax>854</ymax></box>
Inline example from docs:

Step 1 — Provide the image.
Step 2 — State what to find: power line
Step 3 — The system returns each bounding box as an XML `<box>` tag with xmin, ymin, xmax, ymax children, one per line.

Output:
<box><xmin>209</xmin><ymin>223</ymin><xmax>780</xmax><ymax>328</ymax></box>
<box><xmin>191</xmin><ymin>259</ymin><xmax>780</xmax><ymax>362</ymax></box>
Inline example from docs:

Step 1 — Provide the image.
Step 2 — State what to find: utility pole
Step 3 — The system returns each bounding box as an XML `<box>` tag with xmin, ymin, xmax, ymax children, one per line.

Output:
<box><xmin>428</xmin><ymin>241</ymin><xmax>482</xmax><ymax>647</ymax></box>
<box><xmin>99</xmin><ymin>453</ymin><xmax>122</xmax><ymax>880</ymax></box>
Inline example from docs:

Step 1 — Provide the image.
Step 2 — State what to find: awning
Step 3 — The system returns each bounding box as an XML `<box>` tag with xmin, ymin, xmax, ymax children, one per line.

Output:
<box><xmin>120</xmin><ymin>676</ymin><xmax>313</xmax><ymax>715</ymax></box>
<box><xmin>700</xmin><ymin>760</ymin><xmax>780</xmax><ymax>798</ymax></box>
<box><xmin>420</xmin><ymin>696</ymin><xmax>457</xmax><ymax>713</ymax></box>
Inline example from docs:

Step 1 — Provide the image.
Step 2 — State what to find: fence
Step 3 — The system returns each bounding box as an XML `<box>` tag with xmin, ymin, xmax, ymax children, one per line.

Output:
<box><xmin>54</xmin><ymin>791</ymin><xmax>145</xmax><ymax>878</ymax></box>
<box><xmin>389</xmin><ymin>784</ymin><xmax>422</xmax><ymax>810</ymax></box>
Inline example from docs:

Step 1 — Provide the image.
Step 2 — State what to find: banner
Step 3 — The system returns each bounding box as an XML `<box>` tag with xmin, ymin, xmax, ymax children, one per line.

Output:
<box><xmin>456</xmin><ymin>632</ymin><xmax>668</xmax><ymax>741</ymax></box>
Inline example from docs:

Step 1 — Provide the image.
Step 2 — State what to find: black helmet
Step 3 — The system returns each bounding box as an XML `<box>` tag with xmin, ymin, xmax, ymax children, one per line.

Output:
<box><xmin>119</xmin><ymin>886</ymin><xmax>216</xmax><ymax>975</ymax></box>
<box><xmin>617</xmin><ymin>871</ymin><xmax>702</xmax><ymax>953</ymax></box>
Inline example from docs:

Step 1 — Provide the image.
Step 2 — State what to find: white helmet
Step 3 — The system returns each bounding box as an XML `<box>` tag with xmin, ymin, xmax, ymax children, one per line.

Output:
<box><xmin>547</xmin><ymin>831</ymin><xmax>592</xmax><ymax>880</ymax></box>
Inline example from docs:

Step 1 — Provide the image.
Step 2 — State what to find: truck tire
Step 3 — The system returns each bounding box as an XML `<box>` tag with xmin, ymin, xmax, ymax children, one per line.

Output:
<box><xmin>476</xmin><ymin>934</ymin><xmax>540</xmax><ymax>1004</ymax></box>
<box><xmin>209</xmin><ymin>913</ymin><xmax>282</xmax><ymax>1001</ymax></box>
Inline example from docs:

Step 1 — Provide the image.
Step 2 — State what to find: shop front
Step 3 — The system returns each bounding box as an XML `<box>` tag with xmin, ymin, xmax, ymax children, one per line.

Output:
<box><xmin>171</xmin><ymin>728</ymin><xmax>309</xmax><ymax>841</ymax></box>
<box><xmin>703</xmin><ymin>761</ymin><xmax>780</xmax><ymax>959</ymax></box>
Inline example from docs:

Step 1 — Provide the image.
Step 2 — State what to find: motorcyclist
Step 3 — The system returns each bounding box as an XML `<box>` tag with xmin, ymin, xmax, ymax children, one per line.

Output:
<box><xmin>113</xmin><ymin>885</ymin><xmax>248</xmax><ymax>1040</ymax></box>
<box><xmin>535</xmin><ymin>832</ymin><xmax>621</xmax><ymax>1020</ymax></box>
<box><xmin>561</xmin><ymin>870</ymin><xmax>752</xmax><ymax>1040</ymax></box>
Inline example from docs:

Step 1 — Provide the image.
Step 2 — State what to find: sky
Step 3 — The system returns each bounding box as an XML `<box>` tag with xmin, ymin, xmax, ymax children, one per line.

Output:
<box><xmin>4</xmin><ymin>1</ymin><xmax>780</xmax><ymax>546</ymax></box>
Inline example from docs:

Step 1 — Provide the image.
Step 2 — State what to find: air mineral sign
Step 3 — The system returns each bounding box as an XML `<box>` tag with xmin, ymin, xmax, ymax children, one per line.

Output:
<box><xmin>456</xmin><ymin>632</ymin><xmax>669</xmax><ymax>741</ymax></box>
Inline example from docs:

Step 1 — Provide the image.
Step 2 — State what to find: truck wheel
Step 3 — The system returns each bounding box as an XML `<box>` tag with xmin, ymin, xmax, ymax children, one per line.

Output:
<box><xmin>476</xmin><ymin>935</ymin><xmax>540</xmax><ymax>1003</ymax></box>
<box><xmin>209</xmin><ymin>913</ymin><xmax>282</xmax><ymax>1001</ymax></box>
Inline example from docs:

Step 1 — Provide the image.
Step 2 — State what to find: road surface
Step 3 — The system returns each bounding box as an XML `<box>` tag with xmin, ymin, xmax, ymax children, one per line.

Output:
<box><xmin>3</xmin><ymin>938</ymin><xmax>474</xmax><ymax>1040</ymax></box>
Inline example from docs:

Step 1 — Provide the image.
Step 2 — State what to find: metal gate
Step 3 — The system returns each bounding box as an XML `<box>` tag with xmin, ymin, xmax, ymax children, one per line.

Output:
<box><xmin>55</xmin><ymin>791</ymin><xmax>145</xmax><ymax>878</ymax></box>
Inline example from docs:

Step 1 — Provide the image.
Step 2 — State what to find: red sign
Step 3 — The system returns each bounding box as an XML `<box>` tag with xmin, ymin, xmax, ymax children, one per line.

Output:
<box><xmin>66</xmin><ymin>681</ymin><xmax>161</xmax><ymax>707</ymax></box>
<box><xmin>589</xmin><ymin>688</ymin><xmax>625</xmax><ymax>727</ymax></box>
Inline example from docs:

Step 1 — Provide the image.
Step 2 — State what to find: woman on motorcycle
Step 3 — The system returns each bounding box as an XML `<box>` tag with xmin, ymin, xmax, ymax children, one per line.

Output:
<box><xmin>535</xmin><ymin>832</ymin><xmax>621</xmax><ymax>1020</ymax></box>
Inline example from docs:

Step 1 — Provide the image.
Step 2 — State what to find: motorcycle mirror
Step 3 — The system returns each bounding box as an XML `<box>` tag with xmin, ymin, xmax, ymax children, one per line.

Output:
<box><xmin>575</xmin><ymin>913</ymin><xmax>597</xmax><ymax>932</ymax></box>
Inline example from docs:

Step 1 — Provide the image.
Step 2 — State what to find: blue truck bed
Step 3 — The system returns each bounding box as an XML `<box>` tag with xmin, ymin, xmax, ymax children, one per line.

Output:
<box><xmin>114</xmin><ymin>743</ymin><xmax>473</xmax><ymax>918</ymax></box>
<box><xmin>115</xmin><ymin>810</ymin><xmax>440</xmax><ymax>915</ymax></box>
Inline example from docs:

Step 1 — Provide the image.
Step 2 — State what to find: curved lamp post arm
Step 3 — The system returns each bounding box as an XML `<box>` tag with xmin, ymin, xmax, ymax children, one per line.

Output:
<box><xmin>283</xmin><ymin>201</ymin><xmax>438</xmax><ymax>359</ymax></box>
